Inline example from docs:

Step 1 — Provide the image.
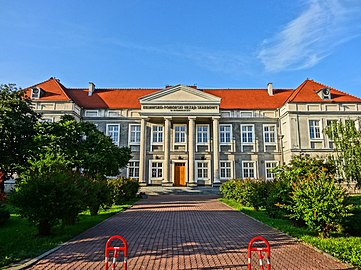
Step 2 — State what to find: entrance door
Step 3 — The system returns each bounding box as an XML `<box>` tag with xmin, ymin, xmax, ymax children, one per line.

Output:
<box><xmin>174</xmin><ymin>163</ymin><xmax>186</xmax><ymax>186</ymax></box>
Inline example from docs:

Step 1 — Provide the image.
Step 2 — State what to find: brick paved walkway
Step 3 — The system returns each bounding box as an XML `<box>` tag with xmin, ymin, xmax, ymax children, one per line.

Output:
<box><xmin>25</xmin><ymin>195</ymin><xmax>351</xmax><ymax>270</ymax></box>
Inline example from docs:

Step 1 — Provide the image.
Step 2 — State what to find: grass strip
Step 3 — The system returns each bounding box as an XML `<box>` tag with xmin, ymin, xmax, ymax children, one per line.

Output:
<box><xmin>220</xmin><ymin>197</ymin><xmax>361</xmax><ymax>268</ymax></box>
<box><xmin>0</xmin><ymin>200</ymin><xmax>137</xmax><ymax>269</ymax></box>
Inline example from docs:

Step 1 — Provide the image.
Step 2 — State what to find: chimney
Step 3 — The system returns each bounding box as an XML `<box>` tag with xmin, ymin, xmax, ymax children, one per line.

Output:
<box><xmin>88</xmin><ymin>82</ymin><xmax>95</xmax><ymax>96</ymax></box>
<box><xmin>267</xmin><ymin>82</ymin><xmax>273</xmax><ymax>96</ymax></box>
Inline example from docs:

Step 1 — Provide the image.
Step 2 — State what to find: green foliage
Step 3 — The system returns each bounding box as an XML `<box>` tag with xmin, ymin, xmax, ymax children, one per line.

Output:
<box><xmin>326</xmin><ymin>119</ymin><xmax>361</xmax><ymax>188</ymax></box>
<box><xmin>0</xmin><ymin>202</ymin><xmax>10</xmax><ymax>225</ymax></box>
<box><xmin>10</xmin><ymin>170</ymin><xmax>88</xmax><ymax>235</ymax></box>
<box><xmin>285</xmin><ymin>170</ymin><xmax>351</xmax><ymax>238</ymax></box>
<box><xmin>108</xmin><ymin>177</ymin><xmax>140</xmax><ymax>205</ymax></box>
<box><xmin>31</xmin><ymin>116</ymin><xmax>132</xmax><ymax>179</ymax></box>
<box><xmin>82</xmin><ymin>178</ymin><xmax>113</xmax><ymax>216</ymax></box>
<box><xmin>343</xmin><ymin>195</ymin><xmax>361</xmax><ymax>236</ymax></box>
<box><xmin>0</xmin><ymin>84</ymin><xmax>40</xmax><ymax>192</ymax></box>
<box><xmin>220</xmin><ymin>179</ymin><xmax>270</xmax><ymax>210</ymax></box>
<box><xmin>266</xmin><ymin>155</ymin><xmax>337</xmax><ymax>219</ymax></box>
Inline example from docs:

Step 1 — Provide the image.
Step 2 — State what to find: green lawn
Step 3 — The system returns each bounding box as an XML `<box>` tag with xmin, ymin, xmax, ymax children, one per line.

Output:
<box><xmin>220</xmin><ymin>196</ymin><xmax>361</xmax><ymax>268</ymax></box>
<box><xmin>0</xmin><ymin>201</ymin><xmax>136</xmax><ymax>269</ymax></box>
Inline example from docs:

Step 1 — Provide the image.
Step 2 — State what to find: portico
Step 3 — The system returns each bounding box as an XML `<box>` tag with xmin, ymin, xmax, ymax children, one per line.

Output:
<box><xmin>138</xmin><ymin>85</ymin><xmax>222</xmax><ymax>187</ymax></box>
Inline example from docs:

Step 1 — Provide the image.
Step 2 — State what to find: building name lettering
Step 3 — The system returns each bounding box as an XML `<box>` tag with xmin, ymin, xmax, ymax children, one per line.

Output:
<box><xmin>143</xmin><ymin>105</ymin><xmax>218</xmax><ymax>111</ymax></box>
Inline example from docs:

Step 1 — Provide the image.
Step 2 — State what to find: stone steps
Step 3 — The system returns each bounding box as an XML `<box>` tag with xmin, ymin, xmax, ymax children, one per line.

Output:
<box><xmin>139</xmin><ymin>186</ymin><xmax>221</xmax><ymax>196</ymax></box>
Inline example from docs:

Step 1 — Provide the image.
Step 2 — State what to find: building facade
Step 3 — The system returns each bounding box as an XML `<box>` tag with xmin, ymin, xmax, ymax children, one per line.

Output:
<box><xmin>25</xmin><ymin>78</ymin><xmax>361</xmax><ymax>186</ymax></box>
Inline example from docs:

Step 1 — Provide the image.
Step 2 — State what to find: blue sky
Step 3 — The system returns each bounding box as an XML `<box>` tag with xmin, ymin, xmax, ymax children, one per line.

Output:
<box><xmin>1</xmin><ymin>0</ymin><xmax>361</xmax><ymax>96</ymax></box>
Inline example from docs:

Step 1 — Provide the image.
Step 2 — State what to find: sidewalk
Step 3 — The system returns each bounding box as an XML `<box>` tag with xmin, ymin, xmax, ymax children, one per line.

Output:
<box><xmin>22</xmin><ymin>195</ymin><xmax>351</xmax><ymax>269</ymax></box>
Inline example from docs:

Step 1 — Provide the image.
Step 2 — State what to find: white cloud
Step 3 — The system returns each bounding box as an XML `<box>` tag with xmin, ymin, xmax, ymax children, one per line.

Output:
<box><xmin>258</xmin><ymin>0</ymin><xmax>361</xmax><ymax>72</ymax></box>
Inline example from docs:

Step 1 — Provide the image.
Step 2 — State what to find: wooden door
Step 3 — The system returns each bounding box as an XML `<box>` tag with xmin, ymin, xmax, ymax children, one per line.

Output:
<box><xmin>174</xmin><ymin>163</ymin><xmax>186</xmax><ymax>186</ymax></box>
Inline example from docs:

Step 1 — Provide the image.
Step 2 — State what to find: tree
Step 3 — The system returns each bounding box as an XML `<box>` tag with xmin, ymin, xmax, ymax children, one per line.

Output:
<box><xmin>0</xmin><ymin>84</ymin><xmax>40</xmax><ymax>193</ymax></box>
<box><xmin>31</xmin><ymin>115</ymin><xmax>132</xmax><ymax>179</ymax></box>
<box><xmin>326</xmin><ymin>119</ymin><xmax>361</xmax><ymax>188</ymax></box>
<box><xmin>25</xmin><ymin>115</ymin><xmax>132</xmax><ymax>215</ymax></box>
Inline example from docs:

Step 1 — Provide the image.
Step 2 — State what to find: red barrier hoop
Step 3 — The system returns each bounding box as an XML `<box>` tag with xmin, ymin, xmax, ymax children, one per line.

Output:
<box><xmin>247</xmin><ymin>236</ymin><xmax>271</xmax><ymax>270</ymax></box>
<box><xmin>105</xmin><ymin>235</ymin><xmax>128</xmax><ymax>270</ymax></box>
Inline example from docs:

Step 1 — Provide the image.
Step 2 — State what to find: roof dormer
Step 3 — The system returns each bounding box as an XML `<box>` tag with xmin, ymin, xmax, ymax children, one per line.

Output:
<box><xmin>31</xmin><ymin>87</ymin><xmax>42</xmax><ymax>99</ymax></box>
<box><xmin>317</xmin><ymin>88</ymin><xmax>331</xmax><ymax>100</ymax></box>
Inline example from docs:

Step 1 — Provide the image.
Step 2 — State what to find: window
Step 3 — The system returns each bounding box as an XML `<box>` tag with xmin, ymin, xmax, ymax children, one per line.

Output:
<box><xmin>174</xmin><ymin>125</ymin><xmax>186</xmax><ymax>144</ymax></box>
<box><xmin>31</xmin><ymin>87</ymin><xmax>41</xmax><ymax>99</ymax></box>
<box><xmin>85</xmin><ymin>110</ymin><xmax>98</xmax><ymax>117</ymax></box>
<box><xmin>265</xmin><ymin>161</ymin><xmax>278</xmax><ymax>180</ymax></box>
<box><xmin>326</xmin><ymin>120</ymin><xmax>337</xmax><ymax>149</ymax></box>
<box><xmin>197</xmin><ymin>125</ymin><xmax>209</xmax><ymax>144</ymax></box>
<box><xmin>242</xmin><ymin>161</ymin><xmax>255</xmax><ymax>179</ymax></box>
<box><xmin>152</xmin><ymin>125</ymin><xmax>163</xmax><ymax>144</ymax></box>
<box><xmin>263</xmin><ymin>125</ymin><xmax>276</xmax><ymax>144</ymax></box>
<box><xmin>220</xmin><ymin>161</ymin><xmax>232</xmax><ymax>180</ymax></box>
<box><xmin>107</xmin><ymin>124</ymin><xmax>120</xmax><ymax>146</ymax></box>
<box><xmin>129</xmin><ymin>124</ymin><xmax>141</xmax><ymax>144</ymax></box>
<box><xmin>197</xmin><ymin>161</ymin><xmax>209</xmax><ymax>180</ymax></box>
<box><xmin>241</xmin><ymin>125</ymin><xmax>254</xmax><ymax>143</ymax></box>
<box><xmin>240</xmin><ymin>111</ymin><xmax>253</xmax><ymax>118</ymax></box>
<box><xmin>151</xmin><ymin>162</ymin><xmax>163</xmax><ymax>178</ymax></box>
<box><xmin>128</xmin><ymin>161</ymin><xmax>139</xmax><ymax>179</ymax></box>
<box><xmin>220</xmin><ymin>124</ymin><xmax>232</xmax><ymax>144</ymax></box>
<box><xmin>40</xmin><ymin>118</ymin><xmax>53</xmax><ymax>123</ymax></box>
<box><xmin>309</xmin><ymin>120</ymin><xmax>321</xmax><ymax>139</ymax></box>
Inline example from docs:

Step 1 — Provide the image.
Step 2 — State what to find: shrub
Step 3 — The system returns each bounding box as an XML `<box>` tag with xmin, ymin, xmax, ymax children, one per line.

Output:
<box><xmin>0</xmin><ymin>202</ymin><xmax>10</xmax><ymax>225</ymax></box>
<box><xmin>343</xmin><ymin>195</ymin><xmax>361</xmax><ymax>236</ymax></box>
<box><xmin>220</xmin><ymin>179</ymin><xmax>270</xmax><ymax>210</ymax></box>
<box><xmin>10</xmin><ymin>171</ymin><xmax>87</xmax><ymax>235</ymax></box>
<box><xmin>265</xmin><ymin>178</ymin><xmax>293</xmax><ymax>218</ymax></box>
<box><xmin>83</xmin><ymin>178</ymin><xmax>113</xmax><ymax>216</ymax></box>
<box><xmin>108</xmin><ymin>177</ymin><xmax>139</xmax><ymax>205</ymax></box>
<box><xmin>286</xmin><ymin>170</ymin><xmax>352</xmax><ymax>238</ymax></box>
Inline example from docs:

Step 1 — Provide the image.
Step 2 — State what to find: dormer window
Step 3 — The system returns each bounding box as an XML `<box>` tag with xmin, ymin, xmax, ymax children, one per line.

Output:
<box><xmin>31</xmin><ymin>87</ymin><xmax>41</xmax><ymax>99</ymax></box>
<box><xmin>318</xmin><ymin>88</ymin><xmax>331</xmax><ymax>100</ymax></box>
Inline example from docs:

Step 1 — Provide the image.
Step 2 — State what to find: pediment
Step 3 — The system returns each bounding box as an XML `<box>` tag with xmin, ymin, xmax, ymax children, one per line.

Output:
<box><xmin>140</xmin><ymin>84</ymin><xmax>221</xmax><ymax>104</ymax></box>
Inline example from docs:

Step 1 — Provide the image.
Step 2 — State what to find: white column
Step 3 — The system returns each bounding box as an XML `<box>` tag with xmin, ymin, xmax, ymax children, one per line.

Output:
<box><xmin>162</xmin><ymin>117</ymin><xmax>172</xmax><ymax>186</ymax></box>
<box><xmin>188</xmin><ymin>117</ymin><xmax>197</xmax><ymax>186</ymax></box>
<box><xmin>139</xmin><ymin>117</ymin><xmax>147</xmax><ymax>186</ymax></box>
<box><xmin>213</xmin><ymin>117</ymin><xmax>220</xmax><ymax>185</ymax></box>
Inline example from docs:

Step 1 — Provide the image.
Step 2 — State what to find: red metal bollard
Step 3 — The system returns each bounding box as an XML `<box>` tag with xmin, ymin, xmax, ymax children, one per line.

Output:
<box><xmin>247</xmin><ymin>236</ymin><xmax>271</xmax><ymax>270</ymax></box>
<box><xmin>105</xmin><ymin>235</ymin><xmax>128</xmax><ymax>270</ymax></box>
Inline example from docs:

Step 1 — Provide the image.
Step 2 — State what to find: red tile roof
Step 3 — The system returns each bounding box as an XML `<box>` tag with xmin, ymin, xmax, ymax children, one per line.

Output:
<box><xmin>287</xmin><ymin>79</ymin><xmax>361</xmax><ymax>103</ymax></box>
<box><xmin>203</xmin><ymin>89</ymin><xmax>293</xmax><ymax>109</ymax></box>
<box><xmin>24</xmin><ymin>78</ymin><xmax>71</xmax><ymax>101</ymax></box>
<box><xmin>66</xmin><ymin>88</ymin><xmax>159</xmax><ymax>109</ymax></box>
<box><xmin>25</xmin><ymin>78</ymin><xmax>361</xmax><ymax>109</ymax></box>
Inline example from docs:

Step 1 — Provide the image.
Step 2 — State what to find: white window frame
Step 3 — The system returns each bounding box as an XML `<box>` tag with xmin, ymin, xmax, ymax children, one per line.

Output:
<box><xmin>240</xmin><ymin>111</ymin><xmax>253</xmax><ymax>118</ymax></box>
<box><xmin>127</xmin><ymin>161</ymin><xmax>140</xmax><ymax>179</ymax></box>
<box><xmin>265</xmin><ymin>161</ymin><xmax>278</xmax><ymax>181</ymax></box>
<box><xmin>263</xmin><ymin>124</ymin><xmax>277</xmax><ymax>151</ymax></box>
<box><xmin>151</xmin><ymin>125</ymin><xmax>164</xmax><ymax>145</ymax></box>
<box><xmin>196</xmin><ymin>124</ymin><xmax>209</xmax><ymax>145</ymax></box>
<box><xmin>106</xmin><ymin>124</ymin><xmax>120</xmax><ymax>146</ymax></box>
<box><xmin>85</xmin><ymin>110</ymin><xmax>98</xmax><ymax>117</ymax></box>
<box><xmin>128</xmin><ymin>124</ymin><xmax>141</xmax><ymax>145</ymax></box>
<box><xmin>174</xmin><ymin>124</ymin><xmax>187</xmax><ymax>145</ymax></box>
<box><xmin>242</xmin><ymin>161</ymin><xmax>256</xmax><ymax>179</ymax></box>
<box><xmin>220</xmin><ymin>124</ymin><xmax>232</xmax><ymax>145</ymax></box>
<box><xmin>195</xmin><ymin>160</ymin><xmax>210</xmax><ymax>181</ymax></box>
<box><xmin>308</xmin><ymin>119</ymin><xmax>322</xmax><ymax>140</ymax></box>
<box><xmin>31</xmin><ymin>87</ymin><xmax>41</xmax><ymax>99</ymax></box>
<box><xmin>241</xmin><ymin>124</ymin><xmax>255</xmax><ymax>152</ymax></box>
<box><xmin>220</xmin><ymin>161</ymin><xmax>233</xmax><ymax>180</ymax></box>
<box><xmin>149</xmin><ymin>160</ymin><xmax>163</xmax><ymax>180</ymax></box>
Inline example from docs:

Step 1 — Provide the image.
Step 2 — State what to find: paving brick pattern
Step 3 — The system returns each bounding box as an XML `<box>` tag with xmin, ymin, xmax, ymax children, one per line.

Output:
<box><xmin>26</xmin><ymin>195</ymin><xmax>350</xmax><ymax>270</ymax></box>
